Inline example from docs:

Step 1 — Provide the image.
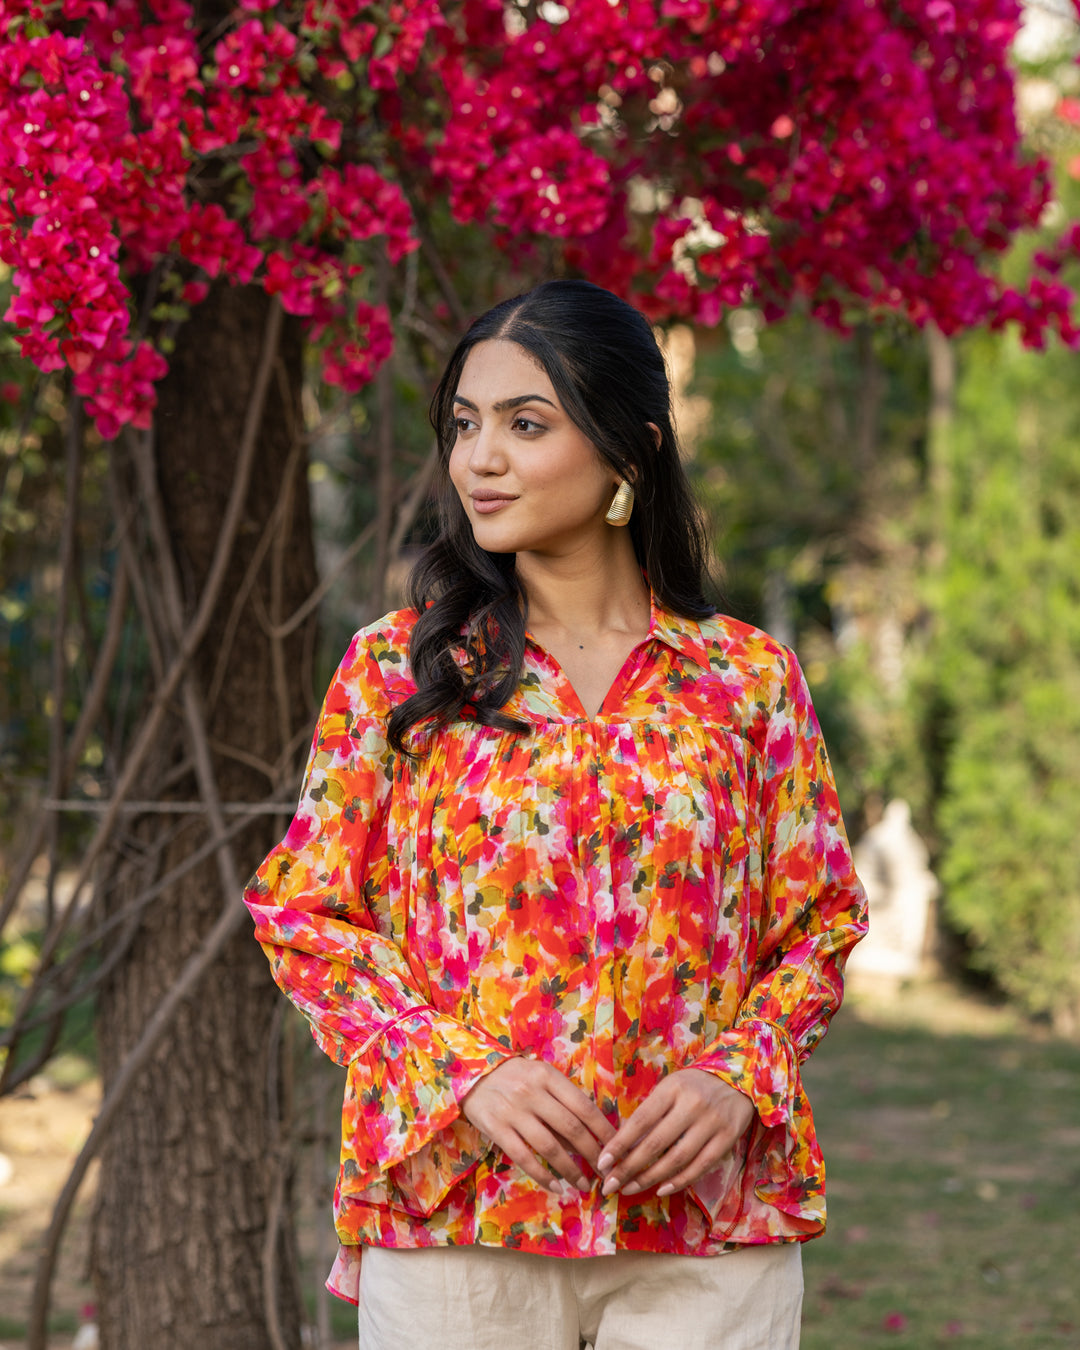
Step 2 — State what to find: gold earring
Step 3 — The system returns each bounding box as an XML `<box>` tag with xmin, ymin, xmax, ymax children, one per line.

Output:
<box><xmin>605</xmin><ymin>480</ymin><xmax>634</xmax><ymax>526</ymax></box>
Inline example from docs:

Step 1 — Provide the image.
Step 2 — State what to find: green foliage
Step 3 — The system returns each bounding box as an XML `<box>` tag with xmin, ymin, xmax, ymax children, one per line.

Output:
<box><xmin>691</xmin><ymin>223</ymin><xmax>1080</xmax><ymax>1032</ymax></box>
<box><xmin>0</xmin><ymin>281</ymin><xmax>148</xmax><ymax>868</ymax></box>
<box><xmin>931</xmin><ymin>328</ymin><xmax>1080</xmax><ymax>1028</ymax></box>
<box><xmin>692</xmin><ymin>308</ymin><xmax>931</xmax><ymax>831</ymax></box>
<box><xmin>694</xmin><ymin>311</ymin><xmax>927</xmax><ymax>620</ymax></box>
<box><xmin>0</xmin><ymin>343</ymin><xmax>63</xmax><ymax>852</ymax></box>
<box><xmin>0</xmin><ymin>918</ymin><xmax>98</xmax><ymax>1082</ymax></box>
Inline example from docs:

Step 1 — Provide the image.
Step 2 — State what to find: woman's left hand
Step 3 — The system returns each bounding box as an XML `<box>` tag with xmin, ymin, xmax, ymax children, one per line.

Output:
<box><xmin>596</xmin><ymin>1068</ymin><xmax>756</xmax><ymax>1199</ymax></box>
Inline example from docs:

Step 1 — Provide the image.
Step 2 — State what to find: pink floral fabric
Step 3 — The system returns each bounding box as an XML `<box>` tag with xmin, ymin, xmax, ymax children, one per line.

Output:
<box><xmin>245</xmin><ymin>597</ymin><xmax>867</xmax><ymax>1303</ymax></box>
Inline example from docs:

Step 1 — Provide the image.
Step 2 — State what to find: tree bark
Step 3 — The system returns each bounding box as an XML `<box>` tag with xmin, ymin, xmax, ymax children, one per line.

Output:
<box><xmin>90</xmin><ymin>283</ymin><xmax>316</xmax><ymax>1350</ymax></box>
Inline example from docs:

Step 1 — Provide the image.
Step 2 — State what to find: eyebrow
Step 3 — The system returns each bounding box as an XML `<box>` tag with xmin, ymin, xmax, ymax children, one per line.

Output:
<box><xmin>453</xmin><ymin>393</ymin><xmax>557</xmax><ymax>413</ymax></box>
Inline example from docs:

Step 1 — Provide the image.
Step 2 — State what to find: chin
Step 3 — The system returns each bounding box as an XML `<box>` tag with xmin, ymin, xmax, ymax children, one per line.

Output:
<box><xmin>467</xmin><ymin>523</ymin><xmax>524</xmax><ymax>554</ymax></box>
<box><xmin>467</xmin><ymin>510</ymin><xmax>598</xmax><ymax>557</ymax></box>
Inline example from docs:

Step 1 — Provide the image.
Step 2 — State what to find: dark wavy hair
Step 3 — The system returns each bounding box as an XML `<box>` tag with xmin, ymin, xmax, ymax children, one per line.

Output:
<box><xmin>387</xmin><ymin>279</ymin><xmax>714</xmax><ymax>754</ymax></box>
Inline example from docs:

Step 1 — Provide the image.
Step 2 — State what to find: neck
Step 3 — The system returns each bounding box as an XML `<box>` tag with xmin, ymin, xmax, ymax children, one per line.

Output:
<box><xmin>515</xmin><ymin>532</ymin><xmax>650</xmax><ymax>637</ymax></box>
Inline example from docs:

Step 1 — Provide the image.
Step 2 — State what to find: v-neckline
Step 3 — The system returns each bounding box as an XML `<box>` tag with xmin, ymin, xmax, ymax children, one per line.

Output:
<box><xmin>528</xmin><ymin>636</ymin><xmax>648</xmax><ymax>722</ymax></box>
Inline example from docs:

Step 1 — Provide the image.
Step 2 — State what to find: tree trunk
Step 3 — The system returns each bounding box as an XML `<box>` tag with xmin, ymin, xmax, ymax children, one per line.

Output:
<box><xmin>90</xmin><ymin>283</ymin><xmax>317</xmax><ymax>1350</ymax></box>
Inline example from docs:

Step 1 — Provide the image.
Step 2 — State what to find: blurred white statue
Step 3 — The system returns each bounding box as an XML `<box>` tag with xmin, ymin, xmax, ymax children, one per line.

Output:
<box><xmin>847</xmin><ymin>799</ymin><xmax>938</xmax><ymax>983</ymax></box>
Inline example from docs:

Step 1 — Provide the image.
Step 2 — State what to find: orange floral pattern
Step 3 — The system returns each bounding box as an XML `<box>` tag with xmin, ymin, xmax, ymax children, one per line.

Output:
<box><xmin>245</xmin><ymin>598</ymin><xmax>867</xmax><ymax>1302</ymax></box>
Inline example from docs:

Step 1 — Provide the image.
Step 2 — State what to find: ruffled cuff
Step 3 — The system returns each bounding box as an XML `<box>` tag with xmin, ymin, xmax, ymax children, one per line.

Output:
<box><xmin>690</xmin><ymin>1018</ymin><xmax>824</xmax><ymax>1229</ymax></box>
<box><xmin>692</xmin><ymin>1018</ymin><xmax>798</xmax><ymax>1128</ymax></box>
<box><xmin>338</xmin><ymin>1011</ymin><xmax>510</xmax><ymax>1217</ymax></box>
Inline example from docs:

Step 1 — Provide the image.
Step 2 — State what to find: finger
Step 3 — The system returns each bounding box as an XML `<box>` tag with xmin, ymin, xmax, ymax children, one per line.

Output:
<box><xmin>601</xmin><ymin>1110</ymin><xmax>690</xmax><ymax>1195</ymax></box>
<box><xmin>495</xmin><ymin>1126</ymin><xmax>567</xmax><ymax>1192</ymax></box>
<box><xmin>620</xmin><ymin>1085</ymin><xmax>755</xmax><ymax>1196</ymax></box>
<box><xmin>516</xmin><ymin>1117</ymin><xmax>592</xmax><ymax>1190</ymax></box>
<box><xmin>596</xmin><ymin>1091</ymin><xmax>671</xmax><ymax>1174</ymax></box>
<box><xmin>540</xmin><ymin>1070</ymin><xmax>616</xmax><ymax>1150</ymax></box>
<box><xmin>461</xmin><ymin>1059</ymin><xmax>616</xmax><ymax>1184</ymax></box>
<box><xmin>494</xmin><ymin>1063</ymin><xmax>612</xmax><ymax>1171</ymax></box>
<box><xmin>624</xmin><ymin>1128</ymin><xmax>730</xmax><ymax>1197</ymax></box>
<box><xmin>482</xmin><ymin>1058</ymin><xmax>614</xmax><ymax>1151</ymax></box>
<box><xmin>654</xmin><ymin>1134</ymin><xmax>736</xmax><ymax>1197</ymax></box>
<box><xmin>537</xmin><ymin>1094</ymin><xmax>612</xmax><ymax>1171</ymax></box>
<box><xmin>463</xmin><ymin>1093</ymin><xmax>588</xmax><ymax>1188</ymax></box>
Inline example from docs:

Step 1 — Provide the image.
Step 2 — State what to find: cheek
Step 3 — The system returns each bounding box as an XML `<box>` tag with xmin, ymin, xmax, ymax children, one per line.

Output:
<box><xmin>447</xmin><ymin>442</ymin><xmax>468</xmax><ymax>495</ymax></box>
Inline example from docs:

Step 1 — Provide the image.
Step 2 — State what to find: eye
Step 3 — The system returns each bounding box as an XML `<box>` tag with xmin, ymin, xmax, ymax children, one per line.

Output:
<box><xmin>511</xmin><ymin>415</ymin><xmax>545</xmax><ymax>433</ymax></box>
<box><xmin>453</xmin><ymin>413</ymin><xmax>477</xmax><ymax>434</ymax></box>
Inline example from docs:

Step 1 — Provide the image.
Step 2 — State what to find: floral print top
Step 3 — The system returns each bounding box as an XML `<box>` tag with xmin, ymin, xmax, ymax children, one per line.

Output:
<box><xmin>244</xmin><ymin>597</ymin><xmax>867</xmax><ymax>1303</ymax></box>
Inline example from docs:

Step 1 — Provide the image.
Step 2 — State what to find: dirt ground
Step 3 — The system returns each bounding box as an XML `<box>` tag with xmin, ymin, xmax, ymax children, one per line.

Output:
<box><xmin>0</xmin><ymin>1070</ymin><xmax>99</xmax><ymax>1350</ymax></box>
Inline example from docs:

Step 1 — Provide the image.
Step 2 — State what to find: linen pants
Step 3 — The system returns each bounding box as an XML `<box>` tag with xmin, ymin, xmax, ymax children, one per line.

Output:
<box><xmin>357</xmin><ymin>1242</ymin><xmax>803</xmax><ymax>1350</ymax></box>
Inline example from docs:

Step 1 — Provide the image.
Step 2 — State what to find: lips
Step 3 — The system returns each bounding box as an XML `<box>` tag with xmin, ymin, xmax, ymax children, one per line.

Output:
<box><xmin>470</xmin><ymin>491</ymin><xmax>517</xmax><ymax>514</ymax></box>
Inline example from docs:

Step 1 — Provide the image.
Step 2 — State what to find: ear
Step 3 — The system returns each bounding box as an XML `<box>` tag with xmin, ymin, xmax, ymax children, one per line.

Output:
<box><xmin>646</xmin><ymin>422</ymin><xmax>662</xmax><ymax>451</ymax></box>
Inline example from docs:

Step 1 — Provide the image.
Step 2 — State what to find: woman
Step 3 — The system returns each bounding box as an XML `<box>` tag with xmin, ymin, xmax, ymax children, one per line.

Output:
<box><xmin>245</xmin><ymin>280</ymin><xmax>867</xmax><ymax>1349</ymax></box>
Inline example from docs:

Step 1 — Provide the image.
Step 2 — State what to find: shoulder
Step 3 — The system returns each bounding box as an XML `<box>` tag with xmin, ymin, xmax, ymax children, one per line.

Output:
<box><xmin>327</xmin><ymin>609</ymin><xmax>419</xmax><ymax>717</ymax></box>
<box><xmin>696</xmin><ymin>612</ymin><xmax>795</xmax><ymax>688</ymax></box>
<box><xmin>677</xmin><ymin>612</ymin><xmax>814</xmax><ymax>750</ymax></box>
<box><xmin>344</xmin><ymin>607</ymin><xmax>419</xmax><ymax>661</ymax></box>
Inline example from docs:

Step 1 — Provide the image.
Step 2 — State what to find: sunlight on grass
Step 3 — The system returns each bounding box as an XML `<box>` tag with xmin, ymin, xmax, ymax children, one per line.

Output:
<box><xmin>801</xmin><ymin>986</ymin><xmax>1080</xmax><ymax>1349</ymax></box>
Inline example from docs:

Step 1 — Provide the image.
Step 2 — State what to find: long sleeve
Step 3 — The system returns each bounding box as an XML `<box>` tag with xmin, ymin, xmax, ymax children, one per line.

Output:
<box><xmin>244</xmin><ymin>626</ymin><xmax>510</xmax><ymax>1213</ymax></box>
<box><xmin>690</xmin><ymin>647</ymin><xmax>867</xmax><ymax>1226</ymax></box>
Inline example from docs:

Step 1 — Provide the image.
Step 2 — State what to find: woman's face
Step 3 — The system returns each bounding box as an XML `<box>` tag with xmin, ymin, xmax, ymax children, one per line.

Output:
<box><xmin>448</xmin><ymin>339</ymin><xmax>619</xmax><ymax>557</ymax></box>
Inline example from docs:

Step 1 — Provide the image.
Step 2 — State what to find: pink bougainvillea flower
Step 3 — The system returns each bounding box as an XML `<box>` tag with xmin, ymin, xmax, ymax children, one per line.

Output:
<box><xmin>1058</xmin><ymin>97</ymin><xmax>1080</xmax><ymax>128</ymax></box>
<box><xmin>1</xmin><ymin>0</ymin><xmax>1078</xmax><ymax>439</ymax></box>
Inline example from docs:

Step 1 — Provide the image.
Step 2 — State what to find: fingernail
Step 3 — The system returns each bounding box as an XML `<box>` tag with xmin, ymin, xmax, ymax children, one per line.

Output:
<box><xmin>601</xmin><ymin>1176</ymin><xmax>620</xmax><ymax>1197</ymax></box>
<box><xmin>656</xmin><ymin>1183</ymin><xmax>675</xmax><ymax>1197</ymax></box>
<box><xmin>598</xmin><ymin>1152</ymin><xmax>614</xmax><ymax>1173</ymax></box>
<box><xmin>576</xmin><ymin>1175</ymin><xmax>591</xmax><ymax>1192</ymax></box>
<box><xmin>621</xmin><ymin>1181</ymin><xmax>641</xmax><ymax>1196</ymax></box>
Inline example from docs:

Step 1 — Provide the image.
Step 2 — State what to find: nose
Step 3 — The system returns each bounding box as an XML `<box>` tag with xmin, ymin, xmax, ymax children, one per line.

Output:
<box><xmin>466</xmin><ymin>422</ymin><xmax>508</xmax><ymax>475</ymax></box>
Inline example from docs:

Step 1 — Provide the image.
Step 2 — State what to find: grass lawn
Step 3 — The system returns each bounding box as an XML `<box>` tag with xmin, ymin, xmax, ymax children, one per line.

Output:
<box><xmin>800</xmin><ymin>984</ymin><xmax>1080</xmax><ymax>1349</ymax></box>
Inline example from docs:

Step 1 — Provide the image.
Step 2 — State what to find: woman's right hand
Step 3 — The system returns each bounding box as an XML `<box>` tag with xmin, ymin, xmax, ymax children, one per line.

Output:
<box><xmin>461</xmin><ymin>1057</ymin><xmax>616</xmax><ymax>1193</ymax></box>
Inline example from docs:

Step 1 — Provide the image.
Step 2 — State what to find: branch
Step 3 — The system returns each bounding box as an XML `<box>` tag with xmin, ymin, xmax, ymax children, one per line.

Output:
<box><xmin>387</xmin><ymin>442</ymin><xmax>438</xmax><ymax>562</ymax></box>
<box><xmin>39</xmin><ymin>798</ymin><xmax>293</xmax><ymax>815</ymax></box>
<box><xmin>200</xmin><ymin>359</ymin><xmax>307</xmax><ymax>731</ymax></box>
<box><xmin>108</xmin><ymin>453</ymin><xmax>167</xmax><ymax>686</ymax></box>
<box><xmin>27</xmin><ymin>891</ymin><xmax>249</xmax><ymax>1350</ymax></box>
<box><xmin>0</xmin><ymin>561</ymin><xmax>128</xmax><ymax>936</ymax></box>
<box><xmin>65</xmin><ymin>564</ymin><xmax>131</xmax><ymax>784</ymax></box>
<box><xmin>205</xmin><ymin>426</ymin><xmax>305</xmax><ymax>713</ymax></box>
<box><xmin>1</xmin><ymin>298</ymin><xmax>283</xmax><ymax>1039</ymax></box>
<box><xmin>399</xmin><ymin>310</ymin><xmax>452</xmax><ymax>355</ymax></box>
<box><xmin>265</xmin><ymin>517</ymin><xmax>378</xmax><ymax>639</ymax></box>
<box><xmin>27</xmin><ymin>306</ymin><xmax>287</xmax><ymax>1336</ymax></box>
<box><xmin>43</xmin><ymin>397</ymin><xmax>83</xmax><ymax>930</ymax></box>
<box><xmin>1</xmin><ymin>812</ymin><xmax>193</xmax><ymax>1079</ymax></box>
<box><xmin>267</xmin><ymin>361</ymin><xmax>304</xmax><ymax>755</ymax></box>
<box><xmin>400</xmin><ymin>182</ymin><xmax>468</xmax><ymax>330</ymax></box>
<box><xmin>261</xmin><ymin>1001</ymin><xmax>291</xmax><ymax>1350</ymax></box>
<box><xmin>5</xmin><ymin>808</ymin><xmax>282</xmax><ymax>1047</ymax></box>
<box><xmin>128</xmin><ymin>427</ymin><xmax>246</xmax><ymax>906</ymax></box>
<box><xmin>368</xmin><ymin>250</ymin><xmax>397</xmax><ymax>617</ymax></box>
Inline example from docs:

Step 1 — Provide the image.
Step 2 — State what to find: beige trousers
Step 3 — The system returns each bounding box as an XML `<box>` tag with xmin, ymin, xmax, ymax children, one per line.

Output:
<box><xmin>357</xmin><ymin>1242</ymin><xmax>803</xmax><ymax>1350</ymax></box>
